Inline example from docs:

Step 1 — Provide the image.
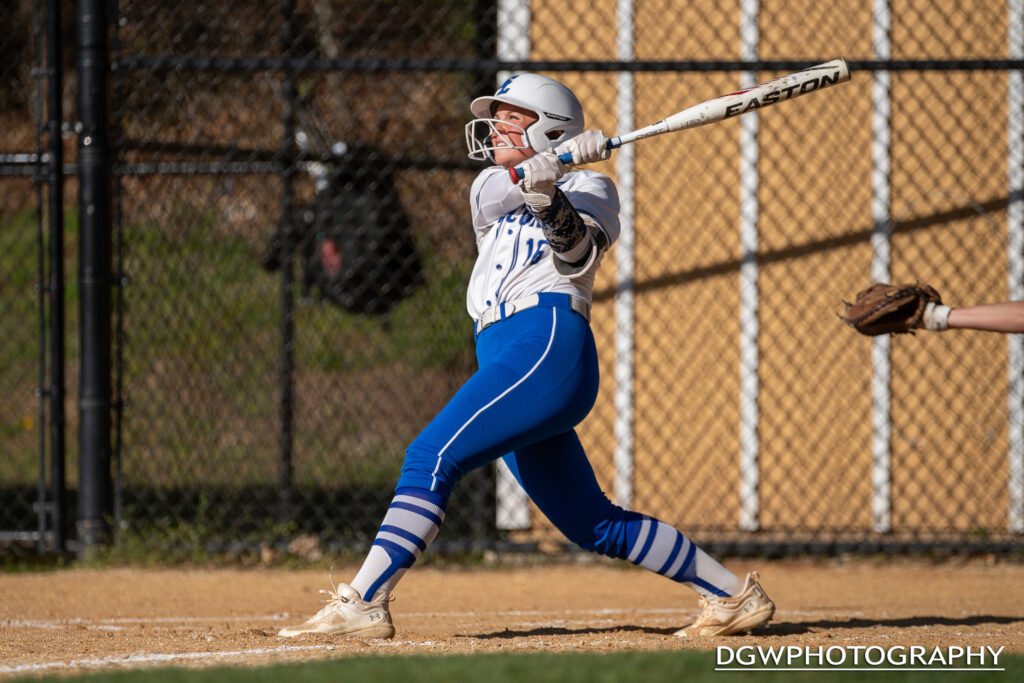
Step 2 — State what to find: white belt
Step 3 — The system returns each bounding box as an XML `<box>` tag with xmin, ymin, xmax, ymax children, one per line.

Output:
<box><xmin>475</xmin><ymin>294</ymin><xmax>591</xmax><ymax>334</ymax></box>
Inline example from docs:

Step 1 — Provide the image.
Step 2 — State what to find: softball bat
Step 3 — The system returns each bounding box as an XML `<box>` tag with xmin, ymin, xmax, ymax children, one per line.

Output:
<box><xmin>509</xmin><ymin>58</ymin><xmax>851</xmax><ymax>184</ymax></box>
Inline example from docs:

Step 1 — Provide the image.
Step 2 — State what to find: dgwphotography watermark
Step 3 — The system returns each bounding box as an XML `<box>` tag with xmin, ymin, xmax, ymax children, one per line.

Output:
<box><xmin>715</xmin><ymin>645</ymin><xmax>1006</xmax><ymax>672</ymax></box>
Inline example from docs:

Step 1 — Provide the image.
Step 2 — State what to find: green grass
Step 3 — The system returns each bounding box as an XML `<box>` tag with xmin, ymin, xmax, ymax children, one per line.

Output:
<box><xmin>10</xmin><ymin>651</ymin><xmax>1024</xmax><ymax>683</ymax></box>
<box><xmin>122</xmin><ymin>206</ymin><xmax>475</xmax><ymax>375</ymax></box>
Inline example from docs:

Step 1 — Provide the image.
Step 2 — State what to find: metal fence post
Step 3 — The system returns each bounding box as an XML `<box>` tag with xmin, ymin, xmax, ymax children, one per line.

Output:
<box><xmin>75</xmin><ymin>0</ymin><xmax>113</xmax><ymax>557</ymax></box>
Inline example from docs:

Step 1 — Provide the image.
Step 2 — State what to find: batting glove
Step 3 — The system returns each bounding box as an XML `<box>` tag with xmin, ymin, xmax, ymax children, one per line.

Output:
<box><xmin>519</xmin><ymin>153</ymin><xmax>568</xmax><ymax>208</ymax></box>
<box><xmin>555</xmin><ymin>130</ymin><xmax>611</xmax><ymax>166</ymax></box>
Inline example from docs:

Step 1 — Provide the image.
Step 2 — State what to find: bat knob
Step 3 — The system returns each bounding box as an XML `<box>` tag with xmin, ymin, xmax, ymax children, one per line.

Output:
<box><xmin>508</xmin><ymin>166</ymin><xmax>522</xmax><ymax>184</ymax></box>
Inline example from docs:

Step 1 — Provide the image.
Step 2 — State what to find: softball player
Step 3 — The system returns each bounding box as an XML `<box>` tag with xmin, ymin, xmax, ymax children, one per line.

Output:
<box><xmin>279</xmin><ymin>73</ymin><xmax>774</xmax><ymax>640</ymax></box>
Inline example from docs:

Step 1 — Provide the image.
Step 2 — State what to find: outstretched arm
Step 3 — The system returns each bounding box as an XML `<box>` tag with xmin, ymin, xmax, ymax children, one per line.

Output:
<box><xmin>841</xmin><ymin>283</ymin><xmax>1024</xmax><ymax>335</ymax></box>
<box><xmin>944</xmin><ymin>301</ymin><xmax>1024</xmax><ymax>333</ymax></box>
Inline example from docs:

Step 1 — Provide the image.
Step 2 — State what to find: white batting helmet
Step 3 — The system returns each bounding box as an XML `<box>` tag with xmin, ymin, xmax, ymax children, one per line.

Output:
<box><xmin>465</xmin><ymin>73</ymin><xmax>585</xmax><ymax>161</ymax></box>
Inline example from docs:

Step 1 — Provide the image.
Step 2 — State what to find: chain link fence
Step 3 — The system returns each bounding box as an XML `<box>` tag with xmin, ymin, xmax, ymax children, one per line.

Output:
<box><xmin>2</xmin><ymin>0</ymin><xmax>1022</xmax><ymax>559</ymax></box>
<box><xmin>0</xmin><ymin>0</ymin><xmax>73</xmax><ymax>553</ymax></box>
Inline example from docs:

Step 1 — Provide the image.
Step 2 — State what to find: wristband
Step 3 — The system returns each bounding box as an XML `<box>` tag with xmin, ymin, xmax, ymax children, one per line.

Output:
<box><xmin>924</xmin><ymin>302</ymin><xmax>952</xmax><ymax>331</ymax></box>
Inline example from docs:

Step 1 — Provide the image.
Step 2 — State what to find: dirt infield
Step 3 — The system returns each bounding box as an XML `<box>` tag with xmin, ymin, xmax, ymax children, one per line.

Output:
<box><xmin>2</xmin><ymin>556</ymin><xmax>1023</xmax><ymax>678</ymax></box>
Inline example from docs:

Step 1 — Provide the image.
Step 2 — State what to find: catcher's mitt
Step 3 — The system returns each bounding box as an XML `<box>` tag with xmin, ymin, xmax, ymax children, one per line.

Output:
<box><xmin>840</xmin><ymin>283</ymin><xmax>943</xmax><ymax>336</ymax></box>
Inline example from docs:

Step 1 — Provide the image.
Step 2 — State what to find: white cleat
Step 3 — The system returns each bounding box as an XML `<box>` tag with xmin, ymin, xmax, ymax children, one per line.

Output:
<box><xmin>278</xmin><ymin>572</ymin><xmax>394</xmax><ymax>639</ymax></box>
<box><xmin>674</xmin><ymin>571</ymin><xmax>775</xmax><ymax>638</ymax></box>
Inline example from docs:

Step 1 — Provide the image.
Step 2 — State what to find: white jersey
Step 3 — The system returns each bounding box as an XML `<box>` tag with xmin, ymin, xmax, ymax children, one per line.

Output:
<box><xmin>466</xmin><ymin>166</ymin><xmax>620</xmax><ymax>321</ymax></box>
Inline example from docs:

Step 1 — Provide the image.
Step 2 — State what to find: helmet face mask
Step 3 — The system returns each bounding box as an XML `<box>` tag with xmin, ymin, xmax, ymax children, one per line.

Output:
<box><xmin>465</xmin><ymin>117</ymin><xmax>529</xmax><ymax>162</ymax></box>
<box><xmin>465</xmin><ymin>73</ymin><xmax>585</xmax><ymax>162</ymax></box>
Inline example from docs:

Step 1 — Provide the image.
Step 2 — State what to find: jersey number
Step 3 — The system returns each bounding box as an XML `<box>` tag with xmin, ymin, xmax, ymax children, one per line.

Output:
<box><xmin>525</xmin><ymin>238</ymin><xmax>547</xmax><ymax>265</ymax></box>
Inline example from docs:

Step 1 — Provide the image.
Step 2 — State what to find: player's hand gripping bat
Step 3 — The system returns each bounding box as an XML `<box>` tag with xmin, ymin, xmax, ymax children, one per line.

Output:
<box><xmin>509</xmin><ymin>58</ymin><xmax>851</xmax><ymax>184</ymax></box>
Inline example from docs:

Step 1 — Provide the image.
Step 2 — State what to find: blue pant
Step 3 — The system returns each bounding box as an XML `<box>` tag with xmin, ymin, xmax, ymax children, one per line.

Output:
<box><xmin>397</xmin><ymin>295</ymin><xmax>639</xmax><ymax>556</ymax></box>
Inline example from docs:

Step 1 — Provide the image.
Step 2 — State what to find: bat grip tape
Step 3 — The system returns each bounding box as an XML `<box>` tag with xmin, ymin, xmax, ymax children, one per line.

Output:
<box><xmin>509</xmin><ymin>139</ymin><xmax>618</xmax><ymax>184</ymax></box>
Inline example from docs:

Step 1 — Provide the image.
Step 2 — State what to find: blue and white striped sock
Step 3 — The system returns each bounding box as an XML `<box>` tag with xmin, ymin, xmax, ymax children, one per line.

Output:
<box><xmin>626</xmin><ymin>516</ymin><xmax>741</xmax><ymax>598</ymax></box>
<box><xmin>349</xmin><ymin>487</ymin><xmax>446</xmax><ymax>601</ymax></box>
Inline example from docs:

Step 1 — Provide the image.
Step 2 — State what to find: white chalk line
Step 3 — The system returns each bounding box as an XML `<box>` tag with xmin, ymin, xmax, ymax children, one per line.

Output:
<box><xmin>0</xmin><ymin>644</ymin><xmax>358</xmax><ymax>675</ymax></box>
<box><xmin>0</xmin><ymin>612</ymin><xmax>674</xmax><ymax>675</ymax></box>
<box><xmin>0</xmin><ymin>606</ymin><xmax>692</xmax><ymax>674</ymax></box>
<box><xmin>0</xmin><ymin>624</ymin><xmax>677</xmax><ymax>676</ymax></box>
<box><xmin>0</xmin><ymin>606</ymin><xmax>847</xmax><ymax>675</ymax></box>
<box><xmin>0</xmin><ymin>608</ymin><xmax>867</xmax><ymax>676</ymax></box>
<box><xmin>2</xmin><ymin>607</ymin><xmax>845</xmax><ymax>633</ymax></box>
